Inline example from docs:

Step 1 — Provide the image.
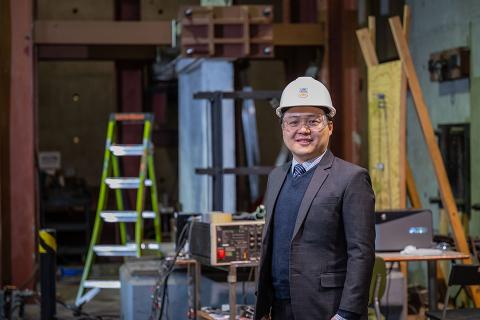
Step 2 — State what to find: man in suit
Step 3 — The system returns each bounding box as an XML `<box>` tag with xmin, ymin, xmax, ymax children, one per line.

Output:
<box><xmin>255</xmin><ymin>77</ymin><xmax>375</xmax><ymax>320</ymax></box>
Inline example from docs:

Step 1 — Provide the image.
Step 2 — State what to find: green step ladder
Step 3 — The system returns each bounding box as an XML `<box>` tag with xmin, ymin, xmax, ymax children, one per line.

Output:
<box><xmin>76</xmin><ymin>113</ymin><xmax>161</xmax><ymax>306</ymax></box>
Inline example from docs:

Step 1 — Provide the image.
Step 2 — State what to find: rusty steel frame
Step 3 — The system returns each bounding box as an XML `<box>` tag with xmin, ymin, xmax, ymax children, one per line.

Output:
<box><xmin>34</xmin><ymin>21</ymin><xmax>172</xmax><ymax>45</ymax></box>
<box><xmin>3</xmin><ymin>0</ymin><xmax>37</xmax><ymax>288</ymax></box>
<box><xmin>34</xmin><ymin>21</ymin><xmax>325</xmax><ymax>47</ymax></box>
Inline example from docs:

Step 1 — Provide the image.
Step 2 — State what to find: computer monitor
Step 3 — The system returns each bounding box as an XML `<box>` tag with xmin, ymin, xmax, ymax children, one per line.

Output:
<box><xmin>375</xmin><ymin>209</ymin><xmax>433</xmax><ymax>252</ymax></box>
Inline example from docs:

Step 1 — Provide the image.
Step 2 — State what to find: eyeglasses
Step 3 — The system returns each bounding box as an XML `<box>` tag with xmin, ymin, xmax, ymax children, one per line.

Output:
<box><xmin>282</xmin><ymin>114</ymin><xmax>328</xmax><ymax>131</ymax></box>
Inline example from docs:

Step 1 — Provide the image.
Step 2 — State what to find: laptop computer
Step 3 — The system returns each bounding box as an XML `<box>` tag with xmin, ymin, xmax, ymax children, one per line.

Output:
<box><xmin>375</xmin><ymin>209</ymin><xmax>434</xmax><ymax>252</ymax></box>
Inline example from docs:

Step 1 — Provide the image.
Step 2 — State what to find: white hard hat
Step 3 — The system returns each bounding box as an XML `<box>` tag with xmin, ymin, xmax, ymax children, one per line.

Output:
<box><xmin>276</xmin><ymin>76</ymin><xmax>336</xmax><ymax>118</ymax></box>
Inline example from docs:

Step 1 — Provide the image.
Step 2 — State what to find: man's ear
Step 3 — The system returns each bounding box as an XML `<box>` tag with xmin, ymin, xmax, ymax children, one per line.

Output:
<box><xmin>328</xmin><ymin>122</ymin><xmax>334</xmax><ymax>135</ymax></box>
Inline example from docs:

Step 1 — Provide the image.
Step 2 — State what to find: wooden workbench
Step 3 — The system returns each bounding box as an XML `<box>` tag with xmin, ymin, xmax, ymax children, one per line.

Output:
<box><xmin>376</xmin><ymin>251</ymin><xmax>470</xmax><ymax>312</ymax></box>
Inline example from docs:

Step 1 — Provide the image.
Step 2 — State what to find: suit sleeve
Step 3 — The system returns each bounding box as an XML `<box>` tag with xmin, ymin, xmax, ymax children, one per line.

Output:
<box><xmin>338</xmin><ymin>168</ymin><xmax>376</xmax><ymax>314</ymax></box>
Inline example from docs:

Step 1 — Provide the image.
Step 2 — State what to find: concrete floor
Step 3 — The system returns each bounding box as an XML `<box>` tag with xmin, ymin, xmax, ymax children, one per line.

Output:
<box><xmin>23</xmin><ymin>264</ymin><xmax>122</xmax><ymax>319</ymax></box>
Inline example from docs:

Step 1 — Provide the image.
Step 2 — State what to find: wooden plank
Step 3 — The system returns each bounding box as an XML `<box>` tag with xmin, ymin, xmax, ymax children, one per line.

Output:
<box><xmin>273</xmin><ymin>23</ymin><xmax>325</xmax><ymax>46</ymax></box>
<box><xmin>368</xmin><ymin>16</ymin><xmax>376</xmax><ymax>49</ymax></box>
<box><xmin>34</xmin><ymin>21</ymin><xmax>172</xmax><ymax>45</ymax></box>
<box><xmin>406</xmin><ymin>162</ymin><xmax>422</xmax><ymax>208</ymax></box>
<box><xmin>389</xmin><ymin>16</ymin><xmax>480</xmax><ymax>304</ymax></box>
<box><xmin>399</xmin><ymin>70</ymin><xmax>407</xmax><ymax>208</ymax></box>
<box><xmin>403</xmin><ymin>5</ymin><xmax>411</xmax><ymax>42</ymax></box>
<box><xmin>377</xmin><ymin>251</ymin><xmax>469</xmax><ymax>262</ymax></box>
<box><xmin>368</xmin><ymin>61</ymin><xmax>404</xmax><ymax>210</ymax></box>
<box><xmin>399</xmin><ymin>11</ymin><xmax>409</xmax><ymax>209</ymax></box>
<box><xmin>355</xmin><ymin>28</ymin><xmax>378</xmax><ymax>67</ymax></box>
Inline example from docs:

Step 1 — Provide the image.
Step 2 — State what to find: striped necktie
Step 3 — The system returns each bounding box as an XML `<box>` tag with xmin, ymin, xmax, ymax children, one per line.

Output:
<box><xmin>293</xmin><ymin>164</ymin><xmax>306</xmax><ymax>178</ymax></box>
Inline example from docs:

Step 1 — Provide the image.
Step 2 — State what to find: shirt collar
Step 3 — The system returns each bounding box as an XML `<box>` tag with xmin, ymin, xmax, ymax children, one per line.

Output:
<box><xmin>291</xmin><ymin>149</ymin><xmax>327</xmax><ymax>174</ymax></box>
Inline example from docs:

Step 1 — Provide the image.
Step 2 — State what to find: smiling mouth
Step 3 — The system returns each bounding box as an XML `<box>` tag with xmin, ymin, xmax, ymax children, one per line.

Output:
<box><xmin>296</xmin><ymin>138</ymin><xmax>312</xmax><ymax>145</ymax></box>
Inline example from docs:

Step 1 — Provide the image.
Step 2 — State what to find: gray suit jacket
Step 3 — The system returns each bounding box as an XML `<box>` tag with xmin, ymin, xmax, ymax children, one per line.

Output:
<box><xmin>255</xmin><ymin>150</ymin><xmax>375</xmax><ymax>320</ymax></box>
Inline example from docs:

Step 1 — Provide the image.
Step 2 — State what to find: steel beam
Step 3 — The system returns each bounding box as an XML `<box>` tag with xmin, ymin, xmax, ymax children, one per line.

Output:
<box><xmin>33</xmin><ymin>20</ymin><xmax>325</xmax><ymax>47</ymax></box>
<box><xmin>37</xmin><ymin>45</ymin><xmax>157</xmax><ymax>60</ymax></box>
<box><xmin>8</xmin><ymin>0</ymin><xmax>36</xmax><ymax>287</ymax></box>
<box><xmin>34</xmin><ymin>21</ymin><xmax>172</xmax><ymax>45</ymax></box>
<box><xmin>193</xmin><ymin>91</ymin><xmax>281</xmax><ymax>100</ymax></box>
<box><xmin>273</xmin><ymin>23</ymin><xmax>325</xmax><ymax>46</ymax></box>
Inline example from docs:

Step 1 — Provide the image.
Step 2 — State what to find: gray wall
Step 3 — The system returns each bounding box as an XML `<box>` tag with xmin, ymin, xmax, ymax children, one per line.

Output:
<box><xmin>406</xmin><ymin>0</ymin><xmax>480</xmax><ymax>235</ymax></box>
<box><xmin>402</xmin><ymin>0</ymin><xmax>480</xmax><ymax>289</ymax></box>
<box><xmin>38</xmin><ymin>62</ymin><xmax>116</xmax><ymax>185</ymax></box>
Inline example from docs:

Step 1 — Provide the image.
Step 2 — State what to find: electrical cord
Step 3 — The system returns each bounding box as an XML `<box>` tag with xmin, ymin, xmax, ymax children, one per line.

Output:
<box><xmin>150</xmin><ymin>218</ymin><xmax>194</xmax><ymax>320</ymax></box>
<box><xmin>56</xmin><ymin>299</ymin><xmax>105</xmax><ymax>320</ymax></box>
<box><xmin>14</xmin><ymin>289</ymin><xmax>112</xmax><ymax>320</ymax></box>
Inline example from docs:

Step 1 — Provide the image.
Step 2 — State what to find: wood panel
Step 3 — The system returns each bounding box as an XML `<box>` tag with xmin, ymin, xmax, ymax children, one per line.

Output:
<box><xmin>356</xmin><ymin>28</ymin><xmax>378</xmax><ymax>67</ymax></box>
<box><xmin>368</xmin><ymin>61</ymin><xmax>405</xmax><ymax>209</ymax></box>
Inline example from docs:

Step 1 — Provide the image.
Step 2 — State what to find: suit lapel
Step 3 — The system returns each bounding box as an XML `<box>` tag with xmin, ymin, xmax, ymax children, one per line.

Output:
<box><xmin>291</xmin><ymin>150</ymin><xmax>334</xmax><ymax>241</ymax></box>
<box><xmin>263</xmin><ymin>162</ymin><xmax>289</xmax><ymax>242</ymax></box>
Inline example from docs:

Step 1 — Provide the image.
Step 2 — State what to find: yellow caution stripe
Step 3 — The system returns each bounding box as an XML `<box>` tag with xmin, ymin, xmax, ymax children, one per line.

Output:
<box><xmin>39</xmin><ymin>230</ymin><xmax>57</xmax><ymax>254</ymax></box>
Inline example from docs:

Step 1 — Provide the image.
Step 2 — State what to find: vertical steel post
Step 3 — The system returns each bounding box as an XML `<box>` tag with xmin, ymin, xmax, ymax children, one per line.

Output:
<box><xmin>428</xmin><ymin>261</ymin><xmax>437</xmax><ymax>311</ymax></box>
<box><xmin>135</xmin><ymin>119</ymin><xmax>151</xmax><ymax>256</ymax></box>
<box><xmin>228</xmin><ymin>264</ymin><xmax>237</xmax><ymax>320</ymax></box>
<box><xmin>39</xmin><ymin>229</ymin><xmax>56</xmax><ymax>320</ymax></box>
<box><xmin>211</xmin><ymin>92</ymin><xmax>224</xmax><ymax>211</ymax></box>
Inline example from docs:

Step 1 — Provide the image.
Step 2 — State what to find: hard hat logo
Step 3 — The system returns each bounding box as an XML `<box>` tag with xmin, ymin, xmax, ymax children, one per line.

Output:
<box><xmin>298</xmin><ymin>87</ymin><xmax>309</xmax><ymax>98</ymax></box>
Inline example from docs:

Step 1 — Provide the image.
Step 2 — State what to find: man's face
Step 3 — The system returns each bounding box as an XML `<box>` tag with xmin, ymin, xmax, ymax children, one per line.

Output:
<box><xmin>281</xmin><ymin>106</ymin><xmax>333</xmax><ymax>162</ymax></box>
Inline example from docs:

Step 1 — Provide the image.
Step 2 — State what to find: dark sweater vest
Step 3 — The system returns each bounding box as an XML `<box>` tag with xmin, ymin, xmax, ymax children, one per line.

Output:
<box><xmin>271</xmin><ymin>166</ymin><xmax>316</xmax><ymax>299</ymax></box>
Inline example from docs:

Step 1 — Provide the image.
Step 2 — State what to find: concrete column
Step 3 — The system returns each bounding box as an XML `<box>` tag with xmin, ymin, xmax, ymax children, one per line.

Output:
<box><xmin>176</xmin><ymin>59</ymin><xmax>236</xmax><ymax>213</ymax></box>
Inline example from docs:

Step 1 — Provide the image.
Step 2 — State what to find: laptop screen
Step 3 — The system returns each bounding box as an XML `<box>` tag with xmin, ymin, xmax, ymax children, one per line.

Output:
<box><xmin>375</xmin><ymin>209</ymin><xmax>434</xmax><ymax>252</ymax></box>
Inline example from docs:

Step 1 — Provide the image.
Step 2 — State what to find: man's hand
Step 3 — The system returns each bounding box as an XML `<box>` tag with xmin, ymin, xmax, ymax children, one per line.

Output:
<box><xmin>331</xmin><ymin>314</ymin><xmax>347</xmax><ymax>320</ymax></box>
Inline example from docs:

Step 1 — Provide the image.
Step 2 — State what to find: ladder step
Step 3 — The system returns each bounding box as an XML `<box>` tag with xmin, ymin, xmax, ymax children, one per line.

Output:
<box><xmin>84</xmin><ymin>280</ymin><xmax>121</xmax><ymax>289</ymax></box>
<box><xmin>93</xmin><ymin>244</ymin><xmax>138</xmax><ymax>257</ymax></box>
<box><xmin>93</xmin><ymin>243</ymin><xmax>161</xmax><ymax>257</ymax></box>
<box><xmin>105</xmin><ymin>178</ymin><xmax>152</xmax><ymax>189</ymax></box>
<box><xmin>109</xmin><ymin>144</ymin><xmax>145</xmax><ymax>156</ymax></box>
<box><xmin>113</xmin><ymin>113</ymin><xmax>149</xmax><ymax>122</ymax></box>
<box><xmin>101</xmin><ymin>211</ymin><xmax>156</xmax><ymax>222</ymax></box>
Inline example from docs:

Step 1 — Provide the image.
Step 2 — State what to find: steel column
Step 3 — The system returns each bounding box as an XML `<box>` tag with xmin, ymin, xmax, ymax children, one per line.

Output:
<box><xmin>427</xmin><ymin>261</ymin><xmax>437</xmax><ymax>311</ymax></box>
<box><xmin>0</xmin><ymin>0</ymin><xmax>12</xmax><ymax>286</ymax></box>
<box><xmin>116</xmin><ymin>0</ymin><xmax>143</xmax><ymax>211</ymax></box>
<box><xmin>8</xmin><ymin>0</ymin><xmax>36</xmax><ymax>287</ymax></box>
<box><xmin>211</xmin><ymin>93</ymin><xmax>224</xmax><ymax>211</ymax></box>
<box><xmin>327</xmin><ymin>0</ymin><xmax>360</xmax><ymax>163</ymax></box>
